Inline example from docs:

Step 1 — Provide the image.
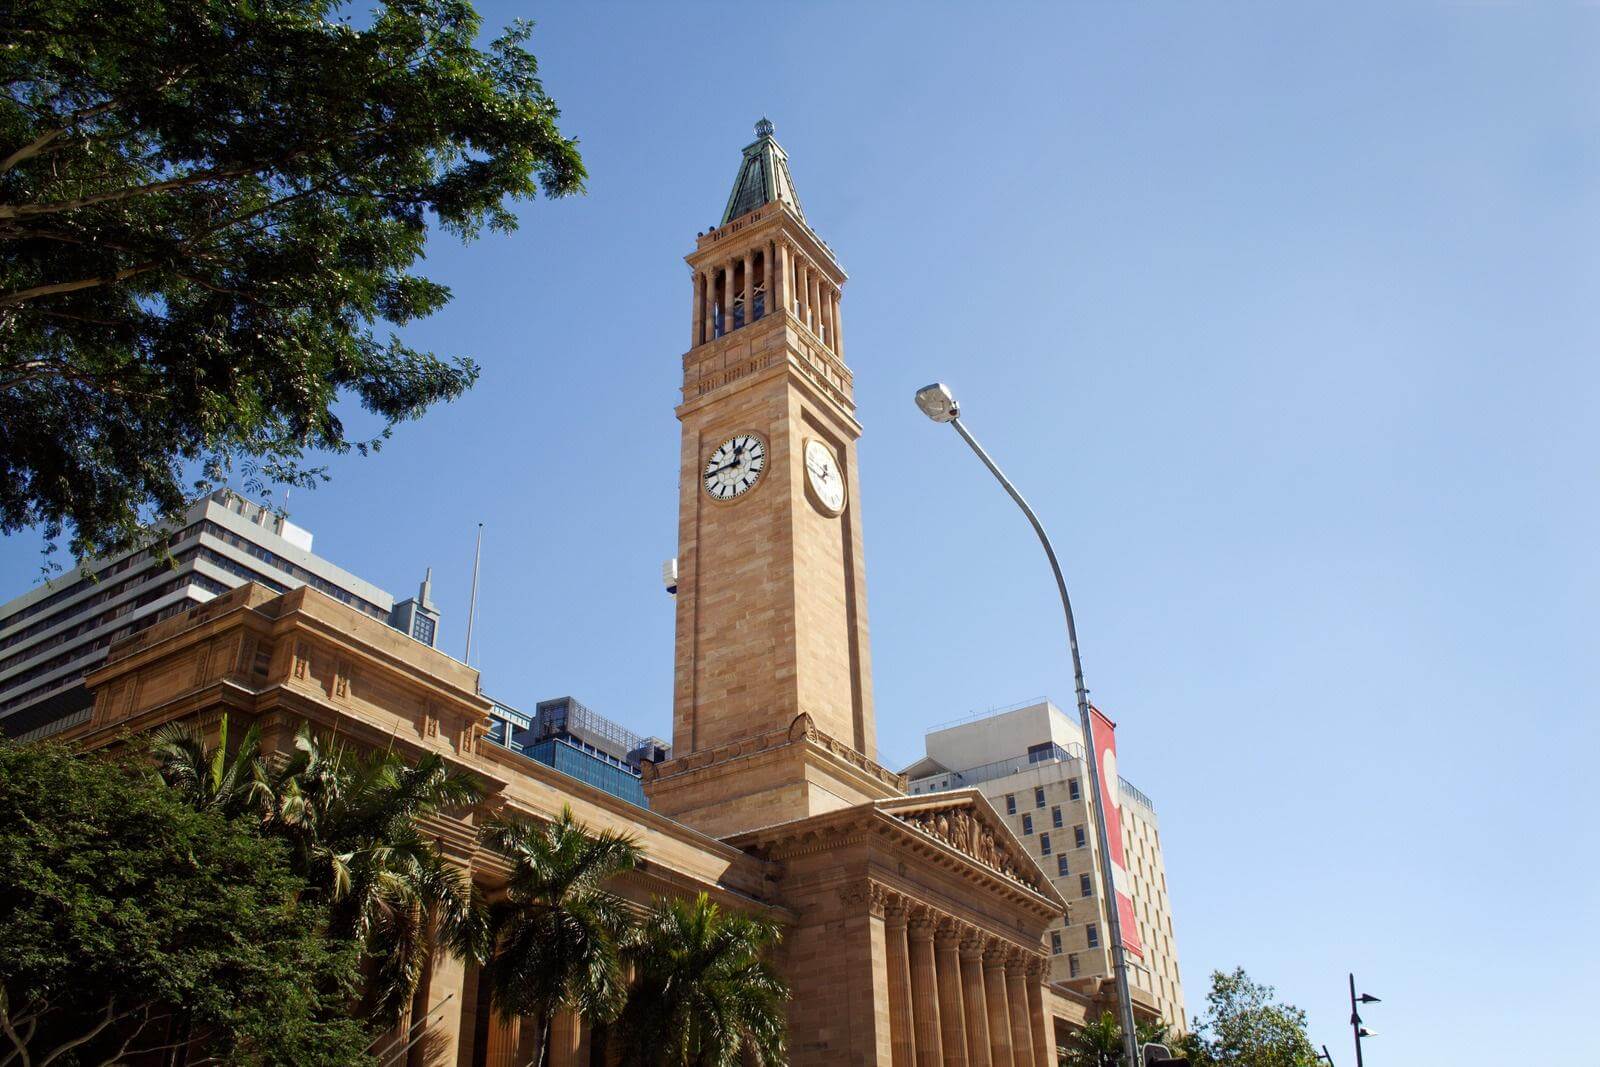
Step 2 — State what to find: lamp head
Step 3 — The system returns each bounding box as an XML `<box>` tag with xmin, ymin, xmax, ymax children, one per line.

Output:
<box><xmin>1357</xmin><ymin>1027</ymin><xmax>1376</xmax><ymax>1038</ymax></box>
<box><xmin>1357</xmin><ymin>993</ymin><xmax>1381</xmax><ymax>1004</ymax></box>
<box><xmin>914</xmin><ymin>382</ymin><xmax>960</xmax><ymax>423</ymax></box>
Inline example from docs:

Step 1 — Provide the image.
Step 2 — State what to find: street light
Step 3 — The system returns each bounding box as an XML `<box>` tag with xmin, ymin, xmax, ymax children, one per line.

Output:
<box><xmin>1348</xmin><ymin>973</ymin><xmax>1380</xmax><ymax>1067</ymax></box>
<box><xmin>913</xmin><ymin>382</ymin><xmax>1141</xmax><ymax>1067</ymax></box>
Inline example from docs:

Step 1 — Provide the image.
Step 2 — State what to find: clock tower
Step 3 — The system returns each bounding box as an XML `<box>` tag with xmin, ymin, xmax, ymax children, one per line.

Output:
<box><xmin>644</xmin><ymin>120</ymin><xmax>905</xmax><ymax>835</ymax></box>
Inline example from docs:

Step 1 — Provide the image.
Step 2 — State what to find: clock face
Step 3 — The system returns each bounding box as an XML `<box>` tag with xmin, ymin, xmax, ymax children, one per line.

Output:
<box><xmin>703</xmin><ymin>433</ymin><xmax>767</xmax><ymax>501</ymax></box>
<box><xmin>804</xmin><ymin>439</ymin><xmax>846</xmax><ymax>514</ymax></box>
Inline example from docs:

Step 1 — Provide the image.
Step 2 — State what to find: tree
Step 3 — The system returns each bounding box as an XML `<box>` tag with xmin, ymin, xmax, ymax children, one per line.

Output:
<box><xmin>619</xmin><ymin>893</ymin><xmax>788</xmax><ymax>1067</ymax></box>
<box><xmin>1183</xmin><ymin>968</ymin><xmax>1321</xmax><ymax>1067</ymax></box>
<box><xmin>151</xmin><ymin>711</ymin><xmax>270</xmax><ymax>818</ymax></box>
<box><xmin>1</xmin><ymin>0</ymin><xmax>585</xmax><ymax>562</ymax></box>
<box><xmin>261</xmin><ymin>725</ymin><xmax>487</xmax><ymax>1024</ymax></box>
<box><xmin>479</xmin><ymin>806</ymin><xmax>641</xmax><ymax>1067</ymax></box>
<box><xmin>1059</xmin><ymin>1010</ymin><xmax>1176</xmax><ymax>1067</ymax></box>
<box><xmin>0</xmin><ymin>738</ymin><xmax>372</xmax><ymax>1066</ymax></box>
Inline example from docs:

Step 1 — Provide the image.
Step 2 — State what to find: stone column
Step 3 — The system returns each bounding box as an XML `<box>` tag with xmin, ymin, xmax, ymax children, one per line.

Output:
<box><xmin>808</xmin><ymin>267</ymin><xmax>822</xmax><ymax>335</ymax></box>
<box><xmin>959</xmin><ymin>938</ymin><xmax>992</xmax><ymax>1067</ymax></box>
<box><xmin>691</xmin><ymin>270</ymin><xmax>704</xmax><ymax>347</ymax></box>
<box><xmin>549</xmin><ymin>1010</ymin><xmax>585</xmax><ymax>1067</ymax></box>
<box><xmin>1025</xmin><ymin>959</ymin><xmax>1051</xmax><ymax>1067</ymax></box>
<box><xmin>726</xmin><ymin>256</ymin><xmax>740</xmax><ymax>331</ymax></box>
<box><xmin>1005</xmin><ymin>955</ymin><xmax>1035</xmax><ymax>1067</ymax></box>
<box><xmin>742</xmin><ymin>249</ymin><xmax>754</xmax><ymax>324</ymax></box>
<box><xmin>934</xmin><ymin>922</ymin><xmax>968</xmax><ymax>1067</ymax></box>
<box><xmin>982</xmin><ymin>946</ymin><xmax>1014</xmax><ymax>1067</ymax></box>
<box><xmin>908</xmin><ymin>915</ymin><xmax>944</xmax><ymax>1066</ymax></box>
<box><xmin>483</xmin><ymin>1010</ymin><xmax>520</xmax><ymax>1067</ymax></box>
<box><xmin>832</xmin><ymin>288</ymin><xmax>844</xmax><ymax>358</ymax></box>
<box><xmin>771</xmin><ymin>240</ymin><xmax>787</xmax><ymax>314</ymax></box>
<box><xmin>886</xmin><ymin>904</ymin><xmax>917</xmax><ymax>1067</ymax></box>
<box><xmin>820</xmin><ymin>281</ymin><xmax>833</xmax><ymax>347</ymax></box>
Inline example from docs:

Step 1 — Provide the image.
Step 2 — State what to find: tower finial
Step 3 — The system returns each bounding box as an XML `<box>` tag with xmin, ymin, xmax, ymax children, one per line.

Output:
<box><xmin>755</xmin><ymin>117</ymin><xmax>774</xmax><ymax>138</ymax></box>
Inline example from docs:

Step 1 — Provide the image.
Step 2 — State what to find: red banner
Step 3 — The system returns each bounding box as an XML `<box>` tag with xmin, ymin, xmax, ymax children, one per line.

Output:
<box><xmin>1089</xmin><ymin>705</ymin><xmax>1143</xmax><ymax>960</ymax></box>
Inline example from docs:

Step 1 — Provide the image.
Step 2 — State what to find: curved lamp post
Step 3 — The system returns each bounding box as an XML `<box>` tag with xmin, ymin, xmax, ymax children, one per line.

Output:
<box><xmin>913</xmin><ymin>382</ymin><xmax>1141</xmax><ymax>1067</ymax></box>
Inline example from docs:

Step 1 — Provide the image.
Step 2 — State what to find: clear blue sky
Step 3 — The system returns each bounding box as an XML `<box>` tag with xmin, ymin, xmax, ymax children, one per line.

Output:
<box><xmin>6</xmin><ymin>3</ymin><xmax>1597</xmax><ymax>1061</ymax></box>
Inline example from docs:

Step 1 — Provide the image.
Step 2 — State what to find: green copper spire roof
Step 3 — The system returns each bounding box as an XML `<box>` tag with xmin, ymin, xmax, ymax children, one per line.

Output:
<box><xmin>720</xmin><ymin>118</ymin><xmax>806</xmax><ymax>225</ymax></box>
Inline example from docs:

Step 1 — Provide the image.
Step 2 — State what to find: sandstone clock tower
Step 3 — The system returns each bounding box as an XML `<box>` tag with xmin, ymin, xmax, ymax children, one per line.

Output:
<box><xmin>644</xmin><ymin>120</ymin><xmax>905</xmax><ymax>835</ymax></box>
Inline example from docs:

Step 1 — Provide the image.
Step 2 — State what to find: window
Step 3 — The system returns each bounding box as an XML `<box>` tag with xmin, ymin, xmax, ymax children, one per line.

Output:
<box><xmin>1039</xmin><ymin>833</ymin><xmax>1051</xmax><ymax>856</ymax></box>
<box><xmin>1005</xmin><ymin>794</ymin><xmax>1016</xmax><ymax>814</ymax></box>
<box><xmin>1057</xmin><ymin>855</ymin><xmax>1070</xmax><ymax>877</ymax></box>
<box><xmin>1051</xmin><ymin>805</ymin><xmax>1063</xmax><ymax>829</ymax></box>
<box><xmin>1021</xmin><ymin>814</ymin><xmax>1033</xmax><ymax>835</ymax></box>
<box><xmin>1028</xmin><ymin>741</ymin><xmax>1054</xmax><ymax>764</ymax></box>
<box><xmin>1080</xmin><ymin>873</ymin><xmax>1094</xmax><ymax>898</ymax></box>
<box><xmin>1069</xmin><ymin>777</ymin><xmax>1081</xmax><ymax>801</ymax></box>
<box><xmin>411</xmin><ymin>613</ymin><xmax>435</xmax><ymax>645</ymax></box>
<box><xmin>1034</xmin><ymin>786</ymin><xmax>1046</xmax><ymax>809</ymax></box>
<box><xmin>1074</xmin><ymin>825</ymin><xmax>1087</xmax><ymax>849</ymax></box>
<box><xmin>1069</xmin><ymin>953</ymin><xmax>1080</xmax><ymax>978</ymax></box>
<box><xmin>1086</xmin><ymin>923</ymin><xmax>1100</xmax><ymax>948</ymax></box>
<box><xmin>1050</xmin><ymin>932</ymin><xmax>1063</xmax><ymax>955</ymax></box>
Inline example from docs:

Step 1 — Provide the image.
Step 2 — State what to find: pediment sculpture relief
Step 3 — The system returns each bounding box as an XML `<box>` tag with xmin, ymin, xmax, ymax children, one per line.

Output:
<box><xmin>895</xmin><ymin>806</ymin><xmax>1041</xmax><ymax>891</ymax></box>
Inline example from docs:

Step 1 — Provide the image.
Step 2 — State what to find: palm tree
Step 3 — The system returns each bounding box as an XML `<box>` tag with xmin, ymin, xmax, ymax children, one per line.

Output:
<box><xmin>262</xmin><ymin>724</ymin><xmax>487</xmax><ymax>1023</ymax></box>
<box><xmin>150</xmin><ymin>712</ymin><xmax>269</xmax><ymax>818</ymax></box>
<box><xmin>479</xmin><ymin>806</ymin><xmax>641</xmax><ymax>1067</ymax></box>
<box><xmin>1060</xmin><ymin>1011</ymin><xmax>1174</xmax><ymax>1066</ymax></box>
<box><xmin>619</xmin><ymin>892</ymin><xmax>787</xmax><ymax>1067</ymax></box>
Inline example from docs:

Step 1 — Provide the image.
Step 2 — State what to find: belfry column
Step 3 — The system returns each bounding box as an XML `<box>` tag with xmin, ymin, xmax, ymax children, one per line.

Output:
<box><xmin>770</xmin><ymin>240</ymin><xmax>785</xmax><ymax>313</ymax></box>
<box><xmin>959</xmin><ymin>938</ymin><xmax>992</xmax><ymax>1067</ymax></box>
<box><xmin>743</xmin><ymin>249</ymin><xmax>755</xmax><ymax>322</ymax></box>
<box><xmin>699</xmin><ymin>271</ymin><xmax>713</xmax><ymax>345</ymax></box>
<box><xmin>832</xmin><ymin>288</ymin><xmax>844</xmax><ymax>358</ymax></box>
<box><xmin>808</xmin><ymin>265</ymin><xmax>822</xmax><ymax>334</ymax></box>
<box><xmin>908</xmin><ymin>916</ymin><xmax>944</xmax><ymax>1066</ymax></box>
<box><xmin>934</xmin><ymin>923</ymin><xmax>969</xmax><ymax>1067</ymax></box>
<box><xmin>982</xmin><ymin>946</ymin><xmax>1014</xmax><ymax>1067</ymax></box>
<box><xmin>1004</xmin><ymin>955</ymin><xmax>1035</xmax><ymax>1067</ymax></box>
<box><xmin>726</xmin><ymin>256</ymin><xmax>740</xmax><ymax>326</ymax></box>
<box><xmin>886</xmin><ymin>905</ymin><xmax>917</xmax><ymax>1066</ymax></box>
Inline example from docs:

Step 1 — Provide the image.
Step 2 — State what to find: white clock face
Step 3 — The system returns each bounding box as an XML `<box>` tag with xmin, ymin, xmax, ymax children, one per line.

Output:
<box><xmin>703</xmin><ymin>433</ymin><xmax>767</xmax><ymax>501</ymax></box>
<box><xmin>804</xmin><ymin>439</ymin><xmax>846</xmax><ymax>514</ymax></box>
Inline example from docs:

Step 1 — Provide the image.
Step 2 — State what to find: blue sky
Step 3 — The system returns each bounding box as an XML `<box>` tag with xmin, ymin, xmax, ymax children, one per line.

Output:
<box><xmin>6</xmin><ymin>2</ymin><xmax>1598</xmax><ymax>1060</ymax></box>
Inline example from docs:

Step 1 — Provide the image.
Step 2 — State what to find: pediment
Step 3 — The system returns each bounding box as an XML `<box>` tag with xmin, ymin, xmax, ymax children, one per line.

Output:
<box><xmin>877</xmin><ymin>791</ymin><xmax>1062</xmax><ymax>904</ymax></box>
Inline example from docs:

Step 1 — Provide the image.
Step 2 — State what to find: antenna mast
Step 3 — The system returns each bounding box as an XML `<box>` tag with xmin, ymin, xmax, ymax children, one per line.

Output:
<box><xmin>464</xmin><ymin>523</ymin><xmax>483</xmax><ymax>665</ymax></box>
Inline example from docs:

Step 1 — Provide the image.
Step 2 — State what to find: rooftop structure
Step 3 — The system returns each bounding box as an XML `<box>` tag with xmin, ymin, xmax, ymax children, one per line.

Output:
<box><xmin>0</xmin><ymin>490</ymin><xmax>439</xmax><ymax>739</ymax></box>
<box><xmin>483</xmin><ymin>694</ymin><xmax>669</xmax><ymax>809</ymax></box>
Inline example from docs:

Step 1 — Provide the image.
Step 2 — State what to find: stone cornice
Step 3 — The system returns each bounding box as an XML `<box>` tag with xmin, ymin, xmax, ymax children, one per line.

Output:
<box><xmin>643</xmin><ymin>713</ymin><xmax>904</xmax><ymax>798</ymax></box>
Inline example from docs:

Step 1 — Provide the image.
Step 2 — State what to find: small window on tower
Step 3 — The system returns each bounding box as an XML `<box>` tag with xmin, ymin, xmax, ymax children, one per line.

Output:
<box><xmin>1057</xmin><ymin>855</ymin><xmax>1069</xmax><ymax>877</ymax></box>
<box><xmin>1051</xmin><ymin>932</ymin><xmax>1063</xmax><ymax>955</ymax></box>
<box><xmin>1005</xmin><ymin>794</ymin><xmax>1016</xmax><ymax>814</ymax></box>
<box><xmin>1080</xmin><ymin>874</ymin><xmax>1094</xmax><ymax>898</ymax></box>
<box><xmin>1069</xmin><ymin>952</ymin><xmax>1081</xmax><ymax>977</ymax></box>
<box><xmin>1040</xmin><ymin>833</ymin><xmax>1051</xmax><ymax>856</ymax></box>
<box><xmin>1034</xmin><ymin>787</ymin><xmax>1046</xmax><ymax>808</ymax></box>
<box><xmin>1052</xmin><ymin>806</ymin><xmax>1063</xmax><ymax>829</ymax></box>
<box><xmin>1086</xmin><ymin>923</ymin><xmax>1100</xmax><ymax>948</ymax></box>
<box><xmin>1074</xmin><ymin>825</ymin><xmax>1087</xmax><ymax>849</ymax></box>
<box><xmin>1021</xmin><ymin>814</ymin><xmax>1033</xmax><ymax>835</ymax></box>
<box><xmin>1069</xmin><ymin>778</ymin><xmax>1081</xmax><ymax>800</ymax></box>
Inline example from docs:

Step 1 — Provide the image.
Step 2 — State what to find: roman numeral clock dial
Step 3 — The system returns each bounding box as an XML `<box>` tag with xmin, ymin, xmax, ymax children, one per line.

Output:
<box><xmin>703</xmin><ymin>433</ymin><xmax>767</xmax><ymax>501</ymax></box>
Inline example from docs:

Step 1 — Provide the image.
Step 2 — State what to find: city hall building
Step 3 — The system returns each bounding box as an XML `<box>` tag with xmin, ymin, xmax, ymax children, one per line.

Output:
<box><xmin>60</xmin><ymin>121</ymin><xmax>1165</xmax><ymax>1065</ymax></box>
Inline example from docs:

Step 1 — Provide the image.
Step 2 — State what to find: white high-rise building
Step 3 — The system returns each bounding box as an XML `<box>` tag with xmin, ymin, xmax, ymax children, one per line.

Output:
<box><xmin>0</xmin><ymin>491</ymin><xmax>439</xmax><ymax>740</ymax></box>
<box><xmin>904</xmin><ymin>699</ymin><xmax>1188</xmax><ymax>1031</ymax></box>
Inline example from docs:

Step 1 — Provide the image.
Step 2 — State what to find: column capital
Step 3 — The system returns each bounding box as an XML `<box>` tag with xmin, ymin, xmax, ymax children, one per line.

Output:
<box><xmin>1025</xmin><ymin>955</ymin><xmax>1048</xmax><ymax>979</ymax></box>
<box><xmin>934</xmin><ymin>916</ymin><xmax>964</xmax><ymax>948</ymax></box>
<box><xmin>837</xmin><ymin>878</ymin><xmax>891</xmax><ymax>918</ymax></box>
<box><xmin>959</xmin><ymin>934</ymin><xmax>988</xmax><ymax>961</ymax></box>
<box><xmin>907</xmin><ymin>910</ymin><xmax>939</xmax><ymax>941</ymax></box>
<box><xmin>982</xmin><ymin>942</ymin><xmax>1010</xmax><ymax>970</ymax></box>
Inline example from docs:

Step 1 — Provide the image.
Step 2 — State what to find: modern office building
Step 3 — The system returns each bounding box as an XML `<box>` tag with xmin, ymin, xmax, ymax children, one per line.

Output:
<box><xmin>904</xmin><ymin>699</ymin><xmax>1189</xmax><ymax>1030</ymax></box>
<box><xmin>0</xmin><ymin>490</ymin><xmax>440</xmax><ymax>740</ymax></box>
<box><xmin>483</xmin><ymin>694</ymin><xmax>669</xmax><ymax>808</ymax></box>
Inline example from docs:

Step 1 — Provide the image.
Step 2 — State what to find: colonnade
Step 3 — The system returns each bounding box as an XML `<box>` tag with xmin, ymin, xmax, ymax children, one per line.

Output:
<box><xmin>883</xmin><ymin>903</ymin><xmax>1052</xmax><ymax>1067</ymax></box>
<box><xmin>691</xmin><ymin>235</ymin><xmax>843</xmax><ymax>357</ymax></box>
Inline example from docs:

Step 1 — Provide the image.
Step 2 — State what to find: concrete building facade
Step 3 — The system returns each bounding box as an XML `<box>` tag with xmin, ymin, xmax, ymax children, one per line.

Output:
<box><xmin>0</xmin><ymin>490</ymin><xmax>438</xmax><ymax>740</ymax></box>
<box><xmin>906</xmin><ymin>700</ymin><xmax>1188</xmax><ymax>1031</ymax></box>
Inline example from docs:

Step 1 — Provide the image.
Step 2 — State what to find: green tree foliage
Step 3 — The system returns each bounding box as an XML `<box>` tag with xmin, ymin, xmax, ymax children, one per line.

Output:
<box><xmin>154</xmin><ymin>718</ymin><xmax>486</xmax><ymax>1026</ymax></box>
<box><xmin>1058</xmin><ymin>1010</ymin><xmax>1175</xmax><ymax>1067</ymax></box>
<box><xmin>0</xmin><ymin>738</ymin><xmax>373</xmax><ymax>1066</ymax></box>
<box><xmin>619</xmin><ymin>892</ymin><xmax>788</xmax><ymax>1067</ymax></box>
<box><xmin>1181</xmin><ymin>968</ymin><xmax>1321</xmax><ymax>1067</ymax></box>
<box><xmin>480</xmin><ymin>806</ymin><xmax>641</xmax><ymax>1067</ymax></box>
<box><xmin>1</xmin><ymin>0</ymin><xmax>585</xmax><ymax>561</ymax></box>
